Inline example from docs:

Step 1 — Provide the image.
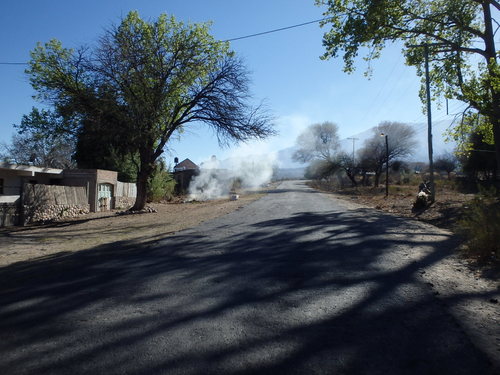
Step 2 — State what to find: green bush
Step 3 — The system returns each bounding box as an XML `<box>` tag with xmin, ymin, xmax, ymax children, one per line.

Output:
<box><xmin>458</xmin><ymin>186</ymin><xmax>500</xmax><ymax>262</ymax></box>
<box><xmin>147</xmin><ymin>160</ymin><xmax>176</xmax><ymax>202</ymax></box>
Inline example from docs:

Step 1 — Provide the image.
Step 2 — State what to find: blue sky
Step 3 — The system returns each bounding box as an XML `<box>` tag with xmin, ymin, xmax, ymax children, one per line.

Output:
<box><xmin>0</xmin><ymin>0</ymin><xmax>464</xmax><ymax>166</ymax></box>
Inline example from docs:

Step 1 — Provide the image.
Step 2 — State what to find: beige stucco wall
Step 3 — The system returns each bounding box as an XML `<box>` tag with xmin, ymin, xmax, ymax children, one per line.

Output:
<box><xmin>62</xmin><ymin>169</ymin><xmax>118</xmax><ymax>212</ymax></box>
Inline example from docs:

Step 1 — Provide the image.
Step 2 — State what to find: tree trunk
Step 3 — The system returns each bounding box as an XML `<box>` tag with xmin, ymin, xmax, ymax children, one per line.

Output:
<box><xmin>374</xmin><ymin>172</ymin><xmax>381</xmax><ymax>187</ymax></box>
<box><xmin>131</xmin><ymin>158</ymin><xmax>155</xmax><ymax>211</ymax></box>
<box><xmin>345</xmin><ymin>169</ymin><xmax>357</xmax><ymax>187</ymax></box>
<box><xmin>131</xmin><ymin>172</ymin><xmax>149</xmax><ymax>211</ymax></box>
<box><xmin>493</xmin><ymin>119</ymin><xmax>500</xmax><ymax>179</ymax></box>
<box><xmin>483</xmin><ymin>2</ymin><xmax>500</xmax><ymax>178</ymax></box>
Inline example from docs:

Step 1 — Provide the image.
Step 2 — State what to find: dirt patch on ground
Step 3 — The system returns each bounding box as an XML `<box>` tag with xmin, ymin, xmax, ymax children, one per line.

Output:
<box><xmin>0</xmin><ymin>190</ymin><xmax>266</xmax><ymax>267</ymax></box>
<box><xmin>331</xmin><ymin>185</ymin><xmax>475</xmax><ymax>230</ymax></box>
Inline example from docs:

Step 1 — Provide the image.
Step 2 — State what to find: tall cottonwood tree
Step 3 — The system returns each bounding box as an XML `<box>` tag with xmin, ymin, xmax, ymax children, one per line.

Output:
<box><xmin>27</xmin><ymin>11</ymin><xmax>273</xmax><ymax>210</ymax></box>
<box><xmin>316</xmin><ymin>0</ymin><xmax>500</xmax><ymax>175</ymax></box>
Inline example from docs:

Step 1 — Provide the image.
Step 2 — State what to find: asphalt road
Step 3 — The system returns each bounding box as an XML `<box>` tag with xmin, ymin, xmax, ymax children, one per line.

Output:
<box><xmin>0</xmin><ymin>180</ymin><xmax>495</xmax><ymax>374</ymax></box>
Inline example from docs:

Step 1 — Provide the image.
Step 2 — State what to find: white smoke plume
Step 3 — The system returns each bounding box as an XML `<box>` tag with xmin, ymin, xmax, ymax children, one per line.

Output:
<box><xmin>188</xmin><ymin>154</ymin><xmax>277</xmax><ymax>201</ymax></box>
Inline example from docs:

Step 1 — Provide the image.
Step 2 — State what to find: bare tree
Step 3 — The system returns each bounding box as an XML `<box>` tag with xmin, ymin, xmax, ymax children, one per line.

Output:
<box><xmin>338</xmin><ymin>152</ymin><xmax>358</xmax><ymax>186</ymax></box>
<box><xmin>358</xmin><ymin>122</ymin><xmax>417</xmax><ymax>187</ymax></box>
<box><xmin>434</xmin><ymin>152</ymin><xmax>458</xmax><ymax>179</ymax></box>
<box><xmin>293</xmin><ymin>122</ymin><xmax>340</xmax><ymax>163</ymax></box>
<box><xmin>0</xmin><ymin>131</ymin><xmax>74</xmax><ymax>169</ymax></box>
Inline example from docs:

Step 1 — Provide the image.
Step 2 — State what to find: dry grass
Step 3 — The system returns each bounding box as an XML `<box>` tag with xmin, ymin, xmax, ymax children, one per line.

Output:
<box><xmin>309</xmin><ymin>179</ymin><xmax>475</xmax><ymax>230</ymax></box>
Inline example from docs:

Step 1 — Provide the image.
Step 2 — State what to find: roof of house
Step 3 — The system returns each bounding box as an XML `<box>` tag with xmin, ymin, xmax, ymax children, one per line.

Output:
<box><xmin>0</xmin><ymin>162</ymin><xmax>63</xmax><ymax>176</ymax></box>
<box><xmin>174</xmin><ymin>158</ymin><xmax>199</xmax><ymax>171</ymax></box>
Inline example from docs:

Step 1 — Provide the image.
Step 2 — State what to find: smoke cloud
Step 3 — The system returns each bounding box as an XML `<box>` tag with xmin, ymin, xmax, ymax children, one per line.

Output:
<box><xmin>188</xmin><ymin>154</ymin><xmax>276</xmax><ymax>201</ymax></box>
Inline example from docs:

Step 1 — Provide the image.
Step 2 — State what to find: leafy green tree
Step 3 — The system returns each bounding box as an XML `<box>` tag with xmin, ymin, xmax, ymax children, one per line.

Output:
<box><xmin>26</xmin><ymin>11</ymin><xmax>273</xmax><ymax>210</ymax></box>
<box><xmin>74</xmin><ymin>119</ymin><xmax>139</xmax><ymax>182</ymax></box>
<box><xmin>16</xmin><ymin>107</ymin><xmax>137</xmax><ymax>180</ymax></box>
<box><xmin>316</xmin><ymin>0</ymin><xmax>500</xmax><ymax>175</ymax></box>
<box><xmin>460</xmin><ymin>131</ymin><xmax>497</xmax><ymax>179</ymax></box>
<box><xmin>147</xmin><ymin>158</ymin><xmax>176</xmax><ymax>202</ymax></box>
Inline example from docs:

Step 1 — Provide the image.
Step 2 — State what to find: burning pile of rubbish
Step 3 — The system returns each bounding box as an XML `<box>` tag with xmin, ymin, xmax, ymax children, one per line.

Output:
<box><xmin>187</xmin><ymin>155</ymin><xmax>275</xmax><ymax>201</ymax></box>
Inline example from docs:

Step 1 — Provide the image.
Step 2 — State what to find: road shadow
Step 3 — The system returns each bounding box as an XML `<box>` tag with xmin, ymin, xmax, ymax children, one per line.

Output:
<box><xmin>0</xmin><ymin>208</ymin><xmax>495</xmax><ymax>374</ymax></box>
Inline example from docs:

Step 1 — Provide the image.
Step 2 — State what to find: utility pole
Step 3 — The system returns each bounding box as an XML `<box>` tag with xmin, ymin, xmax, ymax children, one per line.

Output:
<box><xmin>409</xmin><ymin>43</ymin><xmax>438</xmax><ymax>203</ymax></box>
<box><xmin>347</xmin><ymin>137</ymin><xmax>359</xmax><ymax>163</ymax></box>
<box><xmin>424</xmin><ymin>44</ymin><xmax>436</xmax><ymax>203</ymax></box>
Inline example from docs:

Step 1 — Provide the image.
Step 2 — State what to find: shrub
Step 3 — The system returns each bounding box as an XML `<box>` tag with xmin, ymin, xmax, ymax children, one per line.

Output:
<box><xmin>147</xmin><ymin>160</ymin><xmax>176</xmax><ymax>202</ymax></box>
<box><xmin>458</xmin><ymin>186</ymin><xmax>500</xmax><ymax>263</ymax></box>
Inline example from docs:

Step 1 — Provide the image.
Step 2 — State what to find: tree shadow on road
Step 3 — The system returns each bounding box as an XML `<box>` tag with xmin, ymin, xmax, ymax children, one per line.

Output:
<box><xmin>0</xmin><ymin>208</ymin><xmax>496</xmax><ymax>374</ymax></box>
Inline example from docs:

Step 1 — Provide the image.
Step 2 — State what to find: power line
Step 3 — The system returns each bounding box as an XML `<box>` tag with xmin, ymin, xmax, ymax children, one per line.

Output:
<box><xmin>0</xmin><ymin>17</ymin><xmax>331</xmax><ymax>65</ymax></box>
<box><xmin>1</xmin><ymin>19</ymin><xmax>497</xmax><ymax>65</ymax></box>
<box><xmin>223</xmin><ymin>17</ymin><xmax>330</xmax><ymax>42</ymax></box>
<box><xmin>0</xmin><ymin>62</ymin><xmax>27</xmax><ymax>65</ymax></box>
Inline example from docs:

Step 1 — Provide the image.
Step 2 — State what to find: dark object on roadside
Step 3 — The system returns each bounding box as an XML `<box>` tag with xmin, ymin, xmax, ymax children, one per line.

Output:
<box><xmin>413</xmin><ymin>181</ymin><xmax>433</xmax><ymax>210</ymax></box>
<box><xmin>419</xmin><ymin>181</ymin><xmax>432</xmax><ymax>195</ymax></box>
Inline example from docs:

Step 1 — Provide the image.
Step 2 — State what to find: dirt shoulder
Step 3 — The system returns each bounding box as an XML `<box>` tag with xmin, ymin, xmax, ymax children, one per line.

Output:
<box><xmin>331</xmin><ymin>185</ymin><xmax>474</xmax><ymax>230</ymax></box>
<box><xmin>0</xmin><ymin>191</ymin><xmax>266</xmax><ymax>267</ymax></box>
<box><xmin>316</xmin><ymin>183</ymin><xmax>500</xmax><ymax>369</ymax></box>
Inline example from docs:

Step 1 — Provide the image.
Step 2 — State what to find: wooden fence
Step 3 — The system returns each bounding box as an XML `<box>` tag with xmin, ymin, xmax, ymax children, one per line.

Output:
<box><xmin>23</xmin><ymin>184</ymin><xmax>88</xmax><ymax>206</ymax></box>
<box><xmin>23</xmin><ymin>184</ymin><xmax>89</xmax><ymax>223</ymax></box>
<box><xmin>116</xmin><ymin>181</ymin><xmax>137</xmax><ymax>198</ymax></box>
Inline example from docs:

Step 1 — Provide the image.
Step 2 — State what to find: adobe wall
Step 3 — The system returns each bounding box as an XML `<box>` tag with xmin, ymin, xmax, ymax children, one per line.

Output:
<box><xmin>96</xmin><ymin>169</ymin><xmax>118</xmax><ymax>183</ymax></box>
<box><xmin>62</xmin><ymin>169</ymin><xmax>118</xmax><ymax>212</ymax></box>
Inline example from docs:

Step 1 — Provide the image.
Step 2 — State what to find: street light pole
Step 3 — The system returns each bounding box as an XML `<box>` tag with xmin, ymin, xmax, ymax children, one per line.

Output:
<box><xmin>381</xmin><ymin>133</ymin><xmax>389</xmax><ymax>197</ymax></box>
<box><xmin>384</xmin><ymin>135</ymin><xmax>389</xmax><ymax>197</ymax></box>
